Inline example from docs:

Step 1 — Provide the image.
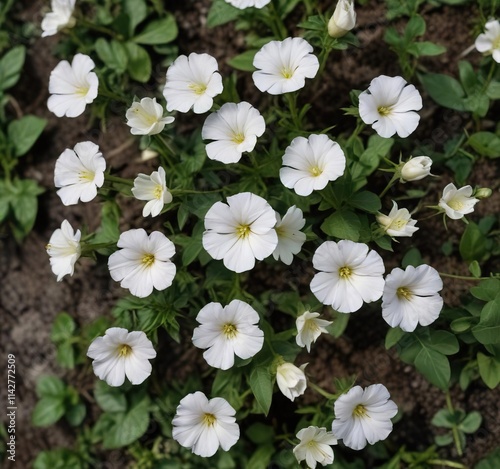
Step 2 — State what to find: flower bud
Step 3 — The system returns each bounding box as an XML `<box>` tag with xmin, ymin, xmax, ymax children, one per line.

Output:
<box><xmin>474</xmin><ymin>187</ymin><xmax>492</xmax><ymax>199</ymax></box>
<box><xmin>276</xmin><ymin>362</ymin><xmax>307</xmax><ymax>401</ymax></box>
<box><xmin>400</xmin><ymin>156</ymin><xmax>432</xmax><ymax>182</ymax></box>
<box><xmin>328</xmin><ymin>0</ymin><xmax>356</xmax><ymax>38</ymax></box>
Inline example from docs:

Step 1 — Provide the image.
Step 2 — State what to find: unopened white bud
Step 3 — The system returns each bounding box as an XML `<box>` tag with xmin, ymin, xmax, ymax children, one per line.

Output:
<box><xmin>328</xmin><ymin>0</ymin><xmax>356</xmax><ymax>38</ymax></box>
<box><xmin>400</xmin><ymin>156</ymin><xmax>432</xmax><ymax>182</ymax></box>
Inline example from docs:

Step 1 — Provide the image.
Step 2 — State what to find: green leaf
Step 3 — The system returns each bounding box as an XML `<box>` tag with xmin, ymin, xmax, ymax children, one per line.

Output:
<box><xmin>459</xmin><ymin>222</ymin><xmax>489</xmax><ymax>263</ymax></box>
<box><xmin>471</xmin><ymin>279</ymin><xmax>500</xmax><ymax>302</ymax></box>
<box><xmin>467</xmin><ymin>132</ymin><xmax>500</xmax><ymax>158</ymax></box>
<box><xmin>36</xmin><ymin>376</ymin><xmax>66</xmax><ymax>398</ymax></box>
<box><xmin>123</xmin><ymin>0</ymin><xmax>147</xmax><ymax>35</ymax></box>
<box><xmin>249</xmin><ymin>366</ymin><xmax>273</xmax><ymax>415</ymax></box>
<box><xmin>246</xmin><ymin>422</ymin><xmax>275</xmax><ymax>444</ymax></box>
<box><xmin>207</xmin><ymin>0</ymin><xmax>240</xmax><ymax>28</ymax></box>
<box><xmin>33</xmin><ymin>449</ymin><xmax>83</xmax><ymax>469</ymax></box>
<box><xmin>428</xmin><ymin>330</ymin><xmax>459</xmax><ymax>355</ymax></box>
<box><xmin>65</xmin><ymin>402</ymin><xmax>86</xmax><ymax>426</ymax></box>
<box><xmin>475</xmin><ymin>448</ymin><xmax>500</xmax><ymax>469</ymax></box>
<box><xmin>227</xmin><ymin>50</ymin><xmax>258</xmax><ymax>72</ymax></box>
<box><xmin>414</xmin><ymin>347</ymin><xmax>450</xmax><ymax>390</ymax></box>
<box><xmin>56</xmin><ymin>342</ymin><xmax>75</xmax><ymax>369</ymax></box>
<box><xmin>95</xmin><ymin>38</ymin><xmax>128</xmax><ymax>73</ymax></box>
<box><xmin>408</xmin><ymin>41</ymin><xmax>446</xmax><ymax>56</ymax></box>
<box><xmin>385</xmin><ymin>327</ymin><xmax>405</xmax><ymax>349</ymax></box>
<box><xmin>93</xmin><ymin>201</ymin><xmax>121</xmax><ymax>248</ymax></box>
<box><xmin>124</xmin><ymin>42</ymin><xmax>151</xmax><ymax>82</ymax></box>
<box><xmin>458</xmin><ymin>60</ymin><xmax>477</xmax><ymax>94</ymax></box>
<box><xmin>472</xmin><ymin>299</ymin><xmax>500</xmax><ymax>345</ymax></box>
<box><xmin>431</xmin><ymin>408</ymin><xmax>454</xmax><ymax>428</ymax></box>
<box><xmin>247</xmin><ymin>444</ymin><xmax>274</xmax><ymax>469</ymax></box>
<box><xmin>8</xmin><ymin>178</ymin><xmax>43</xmax><ymax>239</ymax></box>
<box><xmin>321</xmin><ymin>209</ymin><xmax>361</xmax><ymax>241</ymax></box>
<box><xmin>32</xmin><ymin>397</ymin><xmax>65</xmax><ymax>427</ymax></box>
<box><xmin>419</xmin><ymin>72</ymin><xmax>466</xmax><ymax>111</ymax></box>
<box><xmin>94</xmin><ymin>381</ymin><xmax>127</xmax><ymax>413</ymax></box>
<box><xmin>460</xmin><ymin>411</ymin><xmax>482</xmax><ymax>433</ymax></box>
<box><xmin>401</xmin><ymin>247</ymin><xmax>423</xmax><ymax>268</ymax></box>
<box><xmin>0</xmin><ymin>45</ymin><xmax>25</xmax><ymax>91</ymax></box>
<box><xmin>133</xmin><ymin>15</ymin><xmax>178</xmax><ymax>45</ymax></box>
<box><xmin>468</xmin><ymin>260</ymin><xmax>481</xmax><ymax>278</ymax></box>
<box><xmin>7</xmin><ymin>115</ymin><xmax>47</xmax><ymax>157</ymax></box>
<box><xmin>348</xmin><ymin>191</ymin><xmax>381</xmax><ymax>213</ymax></box>
<box><xmin>486</xmin><ymin>81</ymin><xmax>500</xmax><ymax>99</ymax></box>
<box><xmin>51</xmin><ymin>312</ymin><xmax>76</xmax><ymax>342</ymax></box>
<box><xmin>435</xmin><ymin>433</ymin><xmax>454</xmax><ymax>446</ymax></box>
<box><xmin>404</xmin><ymin>15</ymin><xmax>426</xmax><ymax>40</ymax></box>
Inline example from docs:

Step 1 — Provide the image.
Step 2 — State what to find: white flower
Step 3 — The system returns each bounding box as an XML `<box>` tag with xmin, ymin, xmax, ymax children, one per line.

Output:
<box><xmin>280</xmin><ymin>134</ymin><xmax>346</xmax><ymax>196</ymax></box>
<box><xmin>475</xmin><ymin>19</ymin><xmax>500</xmax><ymax>63</ymax></box>
<box><xmin>328</xmin><ymin>0</ymin><xmax>356</xmax><ymax>38</ymax></box>
<box><xmin>108</xmin><ymin>229</ymin><xmax>176</xmax><ymax>298</ymax></box>
<box><xmin>202</xmin><ymin>192</ymin><xmax>278</xmax><ymax>273</ymax></box>
<box><xmin>86</xmin><ymin>327</ymin><xmax>156</xmax><ymax>387</ymax></box>
<box><xmin>54</xmin><ymin>141</ymin><xmax>105</xmax><ymax>206</ymax></box>
<box><xmin>202</xmin><ymin>102</ymin><xmax>265</xmax><ymax>164</ymax></box>
<box><xmin>310</xmin><ymin>240</ymin><xmax>385</xmax><ymax>313</ymax></box>
<box><xmin>400</xmin><ymin>156</ymin><xmax>432</xmax><ymax>182</ymax></box>
<box><xmin>192</xmin><ymin>300</ymin><xmax>264</xmax><ymax>370</ymax></box>
<box><xmin>359</xmin><ymin>75</ymin><xmax>422</xmax><ymax>138</ymax></box>
<box><xmin>376</xmin><ymin>201</ymin><xmax>419</xmax><ymax>238</ymax></box>
<box><xmin>132</xmin><ymin>166</ymin><xmax>172</xmax><ymax>217</ymax></box>
<box><xmin>382</xmin><ymin>264</ymin><xmax>443</xmax><ymax>332</ymax></box>
<box><xmin>276</xmin><ymin>362</ymin><xmax>307</xmax><ymax>401</ymax></box>
<box><xmin>224</xmin><ymin>0</ymin><xmax>271</xmax><ymax>8</ymax></box>
<box><xmin>125</xmin><ymin>97</ymin><xmax>174</xmax><ymax>135</ymax></box>
<box><xmin>46</xmin><ymin>219</ymin><xmax>81</xmax><ymax>281</ymax></box>
<box><xmin>172</xmin><ymin>392</ymin><xmax>239</xmax><ymax>457</ymax></box>
<box><xmin>296</xmin><ymin>311</ymin><xmax>332</xmax><ymax>353</ymax></box>
<box><xmin>294</xmin><ymin>426</ymin><xmax>337</xmax><ymax>469</ymax></box>
<box><xmin>48</xmin><ymin>54</ymin><xmax>99</xmax><ymax>118</ymax></box>
<box><xmin>41</xmin><ymin>0</ymin><xmax>76</xmax><ymax>37</ymax></box>
<box><xmin>252</xmin><ymin>37</ymin><xmax>320</xmax><ymax>95</ymax></box>
<box><xmin>332</xmin><ymin>384</ymin><xmax>398</xmax><ymax>450</ymax></box>
<box><xmin>163</xmin><ymin>53</ymin><xmax>223</xmax><ymax>114</ymax></box>
<box><xmin>439</xmin><ymin>183</ymin><xmax>479</xmax><ymax>220</ymax></box>
<box><xmin>273</xmin><ymin>206</ymin><xmax>306</xmax><ymax>265</ymax></box>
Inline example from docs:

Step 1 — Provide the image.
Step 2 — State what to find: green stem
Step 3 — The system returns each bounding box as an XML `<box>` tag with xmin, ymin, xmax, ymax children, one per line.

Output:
<box><xmin>379</xmin><ymin>173</ymin><xmax>400</xmax><ymax>198</ymax></box>
<box><xmin>268</xmin><ymin>0</ymin><xmax>288</xmax><ymax>40</ymax></box>
<box><xmin>308</xmin><ymin>381</ymin><xmax>337</xmax><ymax>400</ymax></box>
<box><xmin>481</xmin><ymin>60</ymin><xmax>497</xmax><ymax>93</ymax></box>
<box><xmin>154</xmin><ymin>134</ymin><xmax>177</xmax><ymax>168</ymax></box>
<box><xmin>427</xmin><ymin>460</ymin><xmax>468</xmax><ymax>469</ymax></box>
<box><xmin>445</xmin><ymin>391</ymin><xmax>463</xmax><ymax>457</ymax></box>
<box><xmin>77</xmin><ymin>18</ymin><xmax>121</xmax><ymax>39</ymax></box>
<box><xmin>439</xmin><ymin>272</ymin><xmax>498</xmax><ymax>281</ymax></box>
<box><xmin>284</xmin><ymin>93</ymin><xmax>301</xmax><ymax>130</ymax></box>
<box><xmin>104</xmin><ymin>174</ymin><xmax>133</xmax><ymax>186</ymax></box>
<box><xmin>170</xmin><ymin>188</ymin><xmax>222</xmax><ymax>195</ymax></box>
<box><xmin>98</xmin><ymin>87</ymin><xmax>127</xmax><ymax>103</ymax></box>
<box><xmin>345</xmin><ymin>120</ymin><xmax>365</xmax><ymax>147</ymax></box>
<box><xmin>81</xmin><ymin>241</ymin><xmax>115</xmax><ymax>255</ymax></box>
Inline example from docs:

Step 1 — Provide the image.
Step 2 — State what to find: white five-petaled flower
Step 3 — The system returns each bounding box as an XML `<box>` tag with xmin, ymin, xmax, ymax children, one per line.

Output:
<box><xmin>276</xmin><ymin>362</ymin><xmax>307</xmax><ymax>401</ymax></box>
<box><xmin>224</xmin><ymin>0</ymin><xmax>271</xmax><ymax>8</ymax></box>
<box><xmin>54</xmin><ymin>141</ymin><xmax>105</xmax><ymax>206</ymax></box>
<box><xmin>328</xmin><ymin>0</ymin><xmax>356</xmax><ymax>38</ymax></box>
<box><xmin>293</xmin><ymin>426</ymin><xmax>338</xmax><ymax>469</ymax></box>
<box><xmin>86</xmin><ymin>327</ymin><xmax>156</xmax><ymax>387</ymax></box>
<box><xmin>172</xmin><ymin>392</ymin><xmax>240</xmax><ymax>457</ymax></box>
<box><xmin>376</xmin><ymin>201</ymin><xmax>419</xmax><ymax>238</ymax></box>
<box><xmin>125</xmin><ymin>97</ymin><xmax>174</xmax><ymax>135</ymax></box>
<box><xmin>400</xmin><ymin>156</ymin><xmax>432</xmax><ymax>182</ymax></box>
<box><xmin>46</xmin><ymin>219</ymin><xmax>81</xmax><ymax>281</ymax></box>
<box><xmin>439</xmin><ymin>183</ymin><xmax>479</xmax><ymax>220</ymax></box>
<box><xmin>202</xmin><ymin>101</ymin><xmax>265</xmax><ymax>164</ymax></box>
<box><xmin>273</xmin><ymin>206</ymin><xmax>307</xmax><ymax>265</ymax></box>
<box><xmin>475</xmin><ymin>19</ymin><xmax>500</xmax><ymax>63</ymax></box>
<box><xmin>192</xmin><ymin>300</ymin><xmax>264</xmax><ymax>370</ymax></box>
<box><xmin>41</xmin><ymin>0</ymin><xmax>76</xmax><ymax>37</ymax></box>
<box><xmin>48</xmin><ymin>54</ymin><xmax>99</xmax><ymax>118</ymax></box>
<box><xmin>132</xmin><ymin>166</ymin><xmax>172</xmax><ymax>217</ymax></box>
<box><xmin>332</xmin><ymin>384</ymin><xmax>398</xmax><ymax>450</ymax></box>
<box><xmin>108</xmin><ymin>229</ymin><xmax>176</xmax><ymax>298</ymax></box>
<box><xmin>359</xmin><ymin>75</ymin><xmax>423</xmax><ymax>138</ymax></box>
<box><xmin>296</xmin><ymin>311</ymin><xmax>332</xmax><ymax>353</ymax></box>
<box><xmin>280</xmin><ymin>134</ymin><xmax>346</xmax><ymax>196</ymax></box>
<box><xmin>252</xmin><ymin>37</ymin><xmax>320</xmax><ymax>95</ymax></box>
<box><xmin>310</xmin><ymin>240</ymin><xmax>385</xmax><ymax>313</ymax></box>
<box><xmin>163</xmin><ymin>53</ymin><xmax>223</xmax><ymax>114</ymax></box>
<box><xmin>382</xmin><ymin>264</ymin><xmax>443</xmax><ymax>332</ymax></box>
<box><xmin>202</xmin><ymin>192</ymin><xmax>278</xmax><ymax>273</ymax></box>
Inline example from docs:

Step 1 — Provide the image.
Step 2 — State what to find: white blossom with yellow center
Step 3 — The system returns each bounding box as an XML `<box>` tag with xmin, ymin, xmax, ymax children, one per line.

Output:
<box><xmin>54</xmin><ymin>141</ymin><xmax>106</xmax><ymax>206</ymax></box>
<box><xmin>46</xmin><ymin>219</ymin><xmax>81</xmax><ymax>281</ymax></box>
<box><xmin>273</xmin><ymin>205</ymin><xmax>307</xmax><ymax>265</ymax></box>
<box><xmin>280</xmin><ymin>134</ymin><xmax>346</xmax><ymax>196</ymax></box>
<box><xmin>382</xmin><ymin>264</ymin><xmax>443</xmax><ymax>332</ymax></box>
<box><xmin>475</xmin><ymin>19</ymin><xmax>500</xmax><ymax>63</ymax></box>
<box><xmin>108</xmin><ymin>229</ymin><xmax>176</xmax><ymax>298</ymax></box>
<box><xmin>224</xmin><ymin>0</ymin><xmax>271</xmax><ymax>9</ymax></box>
<box><xmin>202</xmin><ymin>192</ymin><xmax>278</xmax><ymax>273</ymax></box>
<box><xmin>86</xmin><ymin>327</ymin><xmax>156</xmax><ymax>387</ymax></box>
<box><xmin>192</xmin><ymin>300</ymin><xmax>264</xmax><ymax>370</ymax></box>
<box><xmin>202</xmin><ymin>101</ymin><xmax>265</xmax><ymax>164</ymax></box>
<box><xmin>332</xmin><ymin>384</ymin><xmax>398</xmax><ymax>450</ymax></box>
<box><xmin>293</xmin><ymin>426</ymin><xmax>338</xmax><ymax>468</ymax></box>
<box><xmin>376</xmin><ymin>201</ymin><xmax>419</xmax><ymax>238</ymax></box>
<box><xmin>41</xmin><ymin>0</ymin><xmax>76</xmax><ymax>37</ymax></box>
<box><xmin>296</xmin><ymin>311</ymin><xmax>332</xmax><ymax>353</ymax></box>
<box><xmin>132</xmin><ymin>166</ymin><xmax>173</xmax><ymax>217</ymax></box>
<box><xmin>125</xmin><ymin>97</ymin><xmax>174</xmax><ymax>136</ymax></box>
<box><xmin>438</xmin><ymin>183</ymin><xmax>479</xmax><ymax>220</ymax></box>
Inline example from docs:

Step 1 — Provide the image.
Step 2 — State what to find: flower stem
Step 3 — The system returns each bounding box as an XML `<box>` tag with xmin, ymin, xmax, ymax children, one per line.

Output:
<box><xmin>379</xmin><ymin>173</ymin><xmax>400</xmax><ymax>198</ymax></box>
<box><xmin>77</xmin><ymin>18</ymin><xmax>121</xmax><ymax>39</ymax></box>
<box><xmin>427</xmin><ymin>460</ymin><xmax>467</xmax><ymax>469</ymax></box>
<box><xmin>445</xmin><ymin>391</ymin><xmax>463</xmax><ymax>457</ymax></box>
<box><xmin>284</xmin><ymin>93</ymin><xmax>301</xmax><ymax>130</ymax></box>
<box><xmin>154</xmin><ymin>134</ymin><xmax>177</xmax><ymax>168</ymax></box>
<box><xmin>268</xmin><ymin>0</ymin><xmax>288</xmax><ymax>40</ymax></box>
<box><xmin>439</xmin><ymin>272</ymin><xmax>498</xmax><ymax>281</ymax></box>
<box><xmin>105</xmin><ymin>174</ymin><xmax>133</xmax><ymax>186</ymax></box>
<box><xmin>308</xmin><ymin>381</ymin><xmax>337</xmax><ymax>400</ymax></box>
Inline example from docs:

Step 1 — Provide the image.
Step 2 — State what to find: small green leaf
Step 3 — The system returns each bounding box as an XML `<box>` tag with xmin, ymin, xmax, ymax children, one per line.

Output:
<box><xmin>348</xmin><ymin>191</ymin><xmax>381</xmax><ymax>213</ymax></box>
<box><xmin>246</xmin><ymin>422</ymin><xmax>275</xmax><ymax>444</ymax></box>
<box><xmin>123</xmin><ymin>0</ymin><xmax>148</xmax><ymax>35</ymax></box>
<box><xmin>408</xmin><ymin>41</ymin><xmax>446</xmax><ymax>56</ymax></box>
<box><xmin>95</xmin><ymin>39</ymin><xmax>128</xmax><ymax>73</ymax></box>
<box><xmin>404</xmin><ymin>15</ymin><xmax>426</xmax><ymax>40</ymax></box>
<box><xmin>32</xmin><ymin>397</ymin><xmax>65</xmax><ymax>427</ymax></box>
<box><xmin>467</xmin><ymin>132</ymin><xmax>500</xmax><ymax>158</ymax></box>
<box><xmin>414</xmin><ymin>347</ymin><xmax>450</xmax><ymax>390</ymax></box>
<box><xmin>94</xmin><ymin>381</ymin><xmax>127</xmax><ymax>413</ymax></box>
<box><xmin>0</xmin><ymin>45</ymin><xmax>26</xmax><ymax>91</ymax></box>
<box><xmin>459</xmin><ymin>222</ymin><xmax>489</xmax><ymax>263</ymax></box>
<box><xmin>7</xmin><ymin>115</ymin><xmax>47</xmax><ymax>157</ymax></box>
<box><xmin>247</xmin><ymin>444</ymin><xmax>274</xmax><ymax>469</ymax></box>
<box><xmin>249</xmin><ymin>366</ymin><xmax>273</xmax><ymax>415</ymax></box>
<box><xmin>431</xmin><ymin>408</ymin><xmax>454</xmax><ymax>428</ymax></box>
<box><xmin>36</xmin><ymin>376</ymin><xmax>66</xmax><ymax>398</ymax></box>
<box><xmin>459</xmin><ymin>411</ymin><xmax>482</xmax><ymax>433</ymax></box>
<box><xmin>133</xmin><ymin>15</ymin><xmax>178</xmax><ymax>45</ymax></box>
<box><xmin>428</xmin><ymin>330</ymin><xmax>459</xmax><ymax>355</ymax></box>
<box><xmin>125</xmin><ymin>42</ymin><xmax>151</xmax><ymax>82</ymax></box>
<box><xmin>419</xmin><ymin>72</ymin><xmax>466</xmax><ymax>111</ymax></box>
<box><xmin>207</xmin><ymin>0</ymin><xmax>240</xmax><ymax>28</ymax></box>
<box><xmin>65</xmin><ymin>402</ymin><xmax>86</xmax><ymax>426</ymax></box>
<box><xmin>468</xmin><ymin>260</ymin><xmax>481</xmax><ymax>278</ymax></box>
<box><xmin>321</xmin><ymin>209</ymin><xmax>361</xmax><ymax>241</ymax></box>
<box><xmin>385</xmin><ymin>327</ymin><xmax>405</xmax><ymax>349</ymax></box>
<box><xmin>51</xmin><ymin>312</ymin><xmax>76</xmax><ymax>342</ymax></box>
<box><xmin>56</xmin><ymin>342</ymin><xmax>75</xmax><ymax>369</ymax></box>
<box><xmin>472</xmin><ymin>299</ymin><xmax>500</xmax><ymax>345</ymax></box>
<box><xmin>227</xmin><ymin>50</ymin><xmax>258</xmax><ymax>72</ymax></box>
<box><xmin>471</xmin><ymin>279</ymin><xmax>500</xmax><ymax>302</ymax></box>
<box><xmin>401</xmin><ymin>247</ymin><xmax>423</xmax><ymax>268</ymax></box>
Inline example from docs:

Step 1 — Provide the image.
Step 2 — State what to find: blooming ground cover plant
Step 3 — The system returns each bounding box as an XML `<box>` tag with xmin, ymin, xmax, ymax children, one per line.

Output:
<box><xmin>3</xmin><ymin>0</ymin><xmax>500</xmax><ymax>468</ymax></box>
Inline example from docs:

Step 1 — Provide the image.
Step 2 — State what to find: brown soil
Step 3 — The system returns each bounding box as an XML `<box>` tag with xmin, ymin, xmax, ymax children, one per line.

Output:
<box><xmin>2</xmin><ymin>0</ymin><xmax>499</xmax><ymax>468</ymax></box>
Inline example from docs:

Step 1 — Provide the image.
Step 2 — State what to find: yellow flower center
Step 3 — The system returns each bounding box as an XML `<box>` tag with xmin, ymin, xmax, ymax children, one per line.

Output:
<box><xmin>397</xmin><ymin>286</ymin><xmax>413</xmax><ymax>300</ymax></box>
<box><xmin>493</xmin><ymin>35</ymin><xmax>500</xmax><ymax>50</ymax></box>
<box><xmin>353</xmin><ymin>404</ymin><xmax>368</xmax><ymax>418</ymax></box>
<box><xmin>305</xmin><ymin>319</ymin><xmax>320</xmax><ymax>332</ymax></box>
<box><xmin>447</xmin><ymin>198</ymin><xmax>464</xmax><ymax>211</ymax></box>
<box><xmin>189</xmin><ymin>83</ymin><xmax>207</xmax><ymax>95</ymax></box>
<box><xmin>236</xmin><ymin>224</ymin><xmax>251</xmax><ymax>239</ymax></box>
<box><xmin>338</xmin><ymin>266</ymin><xmax>352</xmax><ymax>278</ymax></box>
<box><xmin>153</xmin><ymin>184</ymin><xmax>163</xmax><ymax>200</ymax></box>
<box><xmin>377</xmin><ymin>106</ymin><xmax>392</xmax><ymax>116</ymax></box>
<box><xmin>391</xmin><ymin>219</ymin><xmax>407</xmax><ymax>229</ymax></box>
<box><xmin>222</xmin><ymin>323</ymin><xmax>238</xmax><ymax>339</ymax></box>
<box><xmin>232</xmin><ymin>132</ymin><xmax>246</xmax><ymax>144</ymax></box>
<box><xmin>310</xmin><ymin>165</ymin><xmax>323</xmax><ymax>177</ymax></box>
<box><xmin>75</xmin><ymin>84</ymin><xmax>90</xmax><ymax>97</ymax></box>
<box><xmin>142</xmin><ymin>253</ymin><xmax>155</xmax><ymax>267</ymax></box>
<box><xmin>202</xmin><ymin>413</ymin><xmax>217</xmax><ymax>426</ymax></box>
<box><xmin>118</xmin><ymin>344</ymin><xmax>132</xmax><ymax>357</ymax></box>
<box><xmin>281</xmin><ymin>67</ymin><xmax>294</xmax><ymax>79</ymax></box>
<box><xmin>133</xmin><ymin>106</ymin><xmax>158</xmax><ymax>126</ymax></box>
<box><xmin>79</xmin><ymin>170</ymin><xmax>95</xmax><ymax>182</ymax></box>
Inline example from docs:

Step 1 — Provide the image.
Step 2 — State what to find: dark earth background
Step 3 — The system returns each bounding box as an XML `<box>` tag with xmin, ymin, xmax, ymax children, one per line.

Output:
<box><xmin>1</xmin><ymin>0</ymin><xmax>499</xmax><ymax>467</ymax></box>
